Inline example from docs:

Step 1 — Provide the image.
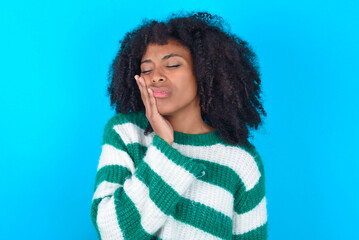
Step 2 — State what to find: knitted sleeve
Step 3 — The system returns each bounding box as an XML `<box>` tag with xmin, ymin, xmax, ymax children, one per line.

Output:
<box><xmin>232</xmin><ymin>148</ymin><xmax>268</xmax><ymax>240</ymax></box>
<box><xmin>90</xmin><ymin>116</ymin><xmax>206</xmax><ymax>240</ymax></box>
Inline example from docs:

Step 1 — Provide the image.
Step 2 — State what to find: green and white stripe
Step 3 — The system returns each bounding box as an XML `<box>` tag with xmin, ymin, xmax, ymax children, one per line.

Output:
<box><xmin>91</xmin><ymin>111</ymin><xmax>268</xmax><ymax>240</ymax></box>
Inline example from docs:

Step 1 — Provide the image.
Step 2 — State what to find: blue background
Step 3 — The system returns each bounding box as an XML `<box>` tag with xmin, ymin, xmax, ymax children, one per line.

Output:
<box><xmin>1</xmin><ymin>0</ymin><xmax>358</xmax><ymax>239</ymax></box>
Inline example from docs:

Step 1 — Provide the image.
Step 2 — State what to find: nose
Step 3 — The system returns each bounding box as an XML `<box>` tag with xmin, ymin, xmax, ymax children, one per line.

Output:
<box><xmin>151</xmin><ymin>68</ymin><xmax>166</xmax><ymax>83</ymax></box>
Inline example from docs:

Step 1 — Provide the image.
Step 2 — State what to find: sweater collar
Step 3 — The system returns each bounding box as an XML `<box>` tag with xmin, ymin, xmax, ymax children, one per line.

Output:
<box><xmin>173</xmin><ymin>129</ymin><xmax>222</xmax><ymax>146</ymax></box>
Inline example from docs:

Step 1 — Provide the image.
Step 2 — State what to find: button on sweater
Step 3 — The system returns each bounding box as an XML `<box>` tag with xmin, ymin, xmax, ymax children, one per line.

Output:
<box><xmin>90</xmin><ymin>110</ymin><xmax>268</xmax><ymax>240</ymax></box>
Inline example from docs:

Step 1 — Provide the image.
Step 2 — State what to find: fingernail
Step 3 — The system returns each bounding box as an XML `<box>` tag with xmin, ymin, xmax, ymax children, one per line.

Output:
<box><xmin>134</xmin><ymin>75</ymin><xmax>138</xmax><ymax>81</ymax></box>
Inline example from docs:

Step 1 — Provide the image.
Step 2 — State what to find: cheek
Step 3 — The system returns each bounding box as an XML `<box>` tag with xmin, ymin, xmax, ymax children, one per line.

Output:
<box><xmin>183</xmin><ymin>73</ymin><xmax>198</xmax><ymax>94</ymax></box>
<box><xmin>177</xmin><ymin>79</ymin><xmax>198</xmax><ymax>100</ymax></box>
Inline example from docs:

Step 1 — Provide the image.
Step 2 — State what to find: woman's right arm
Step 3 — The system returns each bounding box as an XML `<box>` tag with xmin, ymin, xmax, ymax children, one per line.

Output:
<box><xmin>91</xmin><ymin>117</ymin><xmax>206</xmax><ymax>240</ymax></box>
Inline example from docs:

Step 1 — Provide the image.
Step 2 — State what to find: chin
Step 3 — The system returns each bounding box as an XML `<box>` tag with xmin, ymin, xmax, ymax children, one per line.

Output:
<box><xmin>157</xmin><ymin>105</ymin><xmax>176</xmax><ymax>117</ymax></box>
<box><xmin>157</xmin><ymin>108</ymin><xmax>173</xmax><ymax>117</ymax></box>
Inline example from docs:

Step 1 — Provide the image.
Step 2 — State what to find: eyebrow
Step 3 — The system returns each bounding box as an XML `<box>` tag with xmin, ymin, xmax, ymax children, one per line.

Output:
<box><xmin>140</xmin><ymin>53</ymin><xmax>184</xmax><ymax>65</ymax></box>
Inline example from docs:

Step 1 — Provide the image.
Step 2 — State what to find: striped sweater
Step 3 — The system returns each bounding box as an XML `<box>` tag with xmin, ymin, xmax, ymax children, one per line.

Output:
<box><xmin>90</xmin><ymin>111</ymin><xmax>268</xmax><ymax>240</ymax></box>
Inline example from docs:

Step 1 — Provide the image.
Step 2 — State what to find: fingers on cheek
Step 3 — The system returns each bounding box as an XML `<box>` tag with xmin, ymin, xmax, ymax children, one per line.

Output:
<box><xmin>147</xmin><ymin>89</ymin><xmax>152</xmax><ymax>105</ymax></box>
<box><xmin>150</xmin><ymin>91</ymin><xmax>157</xmax><ymax>109</ymax></box>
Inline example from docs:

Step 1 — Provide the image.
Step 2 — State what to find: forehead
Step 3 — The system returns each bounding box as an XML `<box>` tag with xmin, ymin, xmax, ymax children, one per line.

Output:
<box><xmin>141</xmin><ymin>38</ymin><xmax>191</xmax><ymax>60</ymax></box>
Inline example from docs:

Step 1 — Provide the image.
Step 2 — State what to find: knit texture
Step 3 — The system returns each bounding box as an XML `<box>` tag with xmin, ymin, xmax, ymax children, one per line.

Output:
<box><xmin>90</xmin><ymin>111</ymin><xmax>268</xmax><ymax>240</ymax></box>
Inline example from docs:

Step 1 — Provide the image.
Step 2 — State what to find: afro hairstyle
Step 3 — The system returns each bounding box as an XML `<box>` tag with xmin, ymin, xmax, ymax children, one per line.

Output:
<box><xmin>106</xmin><ymin>11</ymin><xmax>267</xmax><ymax>147</ymax></box>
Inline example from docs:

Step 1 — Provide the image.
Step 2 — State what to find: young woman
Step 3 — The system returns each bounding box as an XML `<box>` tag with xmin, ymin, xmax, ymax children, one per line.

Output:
<box><xmin>91</xmin><ymin>11</ymin><xmax>268</xmax><ymax>240</ymax></box>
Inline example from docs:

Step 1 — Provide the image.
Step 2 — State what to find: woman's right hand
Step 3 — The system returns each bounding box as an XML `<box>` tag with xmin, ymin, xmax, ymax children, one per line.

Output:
<box><xmin>134</xmin><ymin>75</ymin><xmax>174</xmax><ymax>145</ymax></box>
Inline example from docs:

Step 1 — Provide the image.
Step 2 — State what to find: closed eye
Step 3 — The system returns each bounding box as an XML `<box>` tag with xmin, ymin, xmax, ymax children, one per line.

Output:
<box><xmin>141</xmin><ymin>65</ymin><xmax>180</xmax><ymax>74</ymax></box>
<box><xmin>167</xmin><ymin>65</ymin><xmax>180</xmax><ymax>68</ymax></box>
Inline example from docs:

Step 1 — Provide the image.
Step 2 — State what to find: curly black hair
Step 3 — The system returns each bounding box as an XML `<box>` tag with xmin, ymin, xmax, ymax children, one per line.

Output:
<box><xmin>106</xmin><ymin>11</ymin><xmax>267</xmax><ymax>147</ymax></box>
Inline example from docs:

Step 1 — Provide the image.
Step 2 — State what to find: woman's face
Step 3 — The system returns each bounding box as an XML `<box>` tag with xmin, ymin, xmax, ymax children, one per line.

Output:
<box><xmin>140</xmin><ymin>38</ymin><xmax>199</xmax><ymax>117</ymax></box>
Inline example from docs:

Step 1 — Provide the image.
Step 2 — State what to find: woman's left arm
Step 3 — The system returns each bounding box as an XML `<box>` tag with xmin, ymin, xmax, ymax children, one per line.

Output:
<box><xmin>232</xmin><ymin>148</ymin><xmax>268</xmax><ymax>240</ymax></box>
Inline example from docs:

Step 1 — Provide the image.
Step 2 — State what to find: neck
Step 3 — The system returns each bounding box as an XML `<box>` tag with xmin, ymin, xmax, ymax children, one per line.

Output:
<box><xmin>164</xmin><ymin>97</ymin><xmax>215</xmax><ymax>135</ymax></box>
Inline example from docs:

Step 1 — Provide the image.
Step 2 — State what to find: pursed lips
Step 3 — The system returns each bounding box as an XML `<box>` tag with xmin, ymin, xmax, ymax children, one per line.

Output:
<box><xmin>149</xmin><ymin>87</ymin><xmax>171</xmax><ymax>98</ymax></box>
<box><xmin>150</xmin><ymin>87</ymin><xmax>171</xmax><ymax>94</ymax></box>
